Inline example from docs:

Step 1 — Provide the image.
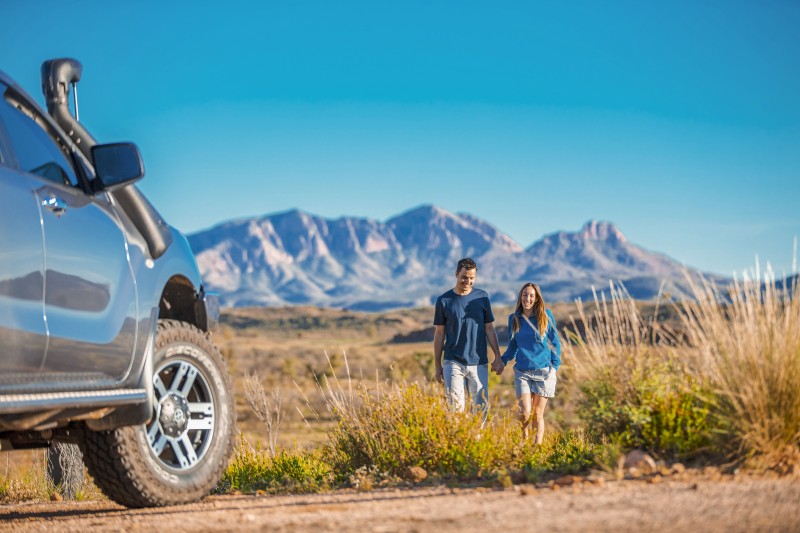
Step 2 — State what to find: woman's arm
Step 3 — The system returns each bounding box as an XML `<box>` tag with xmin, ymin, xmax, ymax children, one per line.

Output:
<box><xmin>501</xmin><ymin>315</ymin><xmax>517</xmax><ymax>364</ymax></box>
<box><xmin>546</xmin><ymin>310</ymin><xmax>562</xmax><ymax>370</ymax></box>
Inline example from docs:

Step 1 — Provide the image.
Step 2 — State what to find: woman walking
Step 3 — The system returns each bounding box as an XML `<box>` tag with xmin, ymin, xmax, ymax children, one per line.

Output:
<box><xmin>492</xmin><ymin>283</ymin><xmax>562</xmax><ymax>444</ymax></box>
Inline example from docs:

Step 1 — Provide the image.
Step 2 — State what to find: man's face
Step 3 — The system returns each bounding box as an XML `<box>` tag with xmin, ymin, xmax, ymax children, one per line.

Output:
<box><xmin>454</xmin><ymin>267</ymin><xmax>476</xmax><ymax>295</ymax></box>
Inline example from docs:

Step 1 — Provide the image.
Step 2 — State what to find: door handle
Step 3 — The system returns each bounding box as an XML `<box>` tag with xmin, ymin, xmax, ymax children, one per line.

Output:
<box><xmin>42</xmin><ymin>196</ymin><xmax>67</xmax><ymax>216</ymax></box>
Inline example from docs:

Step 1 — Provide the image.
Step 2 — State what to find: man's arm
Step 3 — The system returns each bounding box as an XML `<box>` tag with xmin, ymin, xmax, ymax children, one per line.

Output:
<box><xmin>485</xmin><ymin>322</ymin><xmax>501</xmax><ymax>364</ymax></box>
<box><xmin>433</xmin><ymin>325</ymin><xmax>446</xmax><ymax>383</ymax></box>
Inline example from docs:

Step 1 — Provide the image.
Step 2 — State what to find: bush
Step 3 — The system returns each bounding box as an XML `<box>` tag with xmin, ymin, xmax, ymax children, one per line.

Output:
<box><xmin>568</xmin><ymin>274</ymin><xmax>800</xmax><ymax>468</ymax></box>
<box><xmin>520</xmin><ymin>428</ymin><xmax>601</xmax><ymax>482</ymax></box>
<box><xmin>323</xmin><ymin>382</ymin><xmax>512</xmax><ymax>480</ymax></box>
<box><xmin>578</xmin><ymin>361</ymin><xmax>712</xmax><ymax>457</ymax></box>
<box><xmin>221</xmin><ymin>436</ymin><xmax>332</xmax><ymax>493</ymax></box>
<box><xmin>321</xmin><ymin>378</ymin><xmax>602</xmax><ymax>483</ymax></box>
<box><xmin>679</xmin><ymin>273</ymin><xmax>800</xmax><ymax>468</ymax></box>
<box><xmin>567</xmin><ymin>283</ymin><xmax>714</xmax><ymax>459</ymax></box>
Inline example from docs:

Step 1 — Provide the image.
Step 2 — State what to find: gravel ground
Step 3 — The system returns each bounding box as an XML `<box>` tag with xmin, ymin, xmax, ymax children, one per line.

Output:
<box><xmin>1</xmin><ymin>474</ymin><xmax>798</xmax><ymax>532</ymax></box>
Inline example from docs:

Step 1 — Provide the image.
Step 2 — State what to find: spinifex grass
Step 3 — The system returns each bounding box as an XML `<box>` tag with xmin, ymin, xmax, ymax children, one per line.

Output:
<box><xmin>315</xmin><ymin>362</ymin><xmax>602</xmax><ymax>484</ymax></box>
<box><xmin>565</xmin><ymin>282</ymin><xmax>715</xmax><ymax>459</ymax></box>
<box><xmin>323</xmin><ymin>381</ymin><xmax>516</xmax><ymax>480</ymax></box>
<box><xmin>566</xmin><ymin>269</ymin><xmax>800</xmax><ymax>469</ymax></box>
<box><xmin>679</xmin><ymin>271</ymin><xmax>800</xmax><ymax>468</ymax></box>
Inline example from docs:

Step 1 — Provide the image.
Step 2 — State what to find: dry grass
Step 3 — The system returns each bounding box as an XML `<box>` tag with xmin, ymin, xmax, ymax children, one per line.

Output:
<box><xmin>678</xmin><ymin>271</ymin><xmax>800</xmax><ymax>468</ymax></box>
<box><xmin>563</xmin><ymin>270</ymin><xmax>800</xmax><ymax>467</ymax></box>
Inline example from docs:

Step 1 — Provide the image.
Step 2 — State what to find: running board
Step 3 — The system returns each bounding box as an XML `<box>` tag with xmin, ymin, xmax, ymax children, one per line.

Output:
<box><xmin>0</xmin><ymin>388</ymin><xmax>148</xmax><ymax>414</ymax></box>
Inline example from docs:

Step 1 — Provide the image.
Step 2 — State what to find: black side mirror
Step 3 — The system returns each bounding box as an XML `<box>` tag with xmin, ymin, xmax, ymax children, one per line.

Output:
<box><xmin>91</xmin><ymin>142</ymin><xmax>144</xmax><ymax>191</ymax></box>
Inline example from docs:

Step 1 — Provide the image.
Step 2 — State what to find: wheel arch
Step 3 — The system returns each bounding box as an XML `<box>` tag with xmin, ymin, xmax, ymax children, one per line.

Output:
<box><xmin>159</xmin><ymin>275</ymin><xmax>217</xmax><ymax>333</ymax></box>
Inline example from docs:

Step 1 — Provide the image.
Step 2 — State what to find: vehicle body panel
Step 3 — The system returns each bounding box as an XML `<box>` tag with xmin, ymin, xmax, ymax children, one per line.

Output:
<box><xmin>0</xmin><ymin>64</ymin><xmax>218</xmax><ymax>434</ymax></box>
<box><xmin>38</xmin><ymin>178</ymin><xmax>138</xmax><ymax>381</ymax></box>
<box><xmin>0</xmin><ymin>167</ymin><xmax>48</xmax><ymax>380</ymax></box>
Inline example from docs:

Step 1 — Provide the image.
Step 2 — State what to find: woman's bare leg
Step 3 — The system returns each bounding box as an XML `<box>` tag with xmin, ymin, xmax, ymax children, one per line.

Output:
<box><xmin>517</xmin><ymin>393</ymin><xmax>532</xmax><ymax>439</ymax></box>
<box><xmin>531</xmin><ymin>394</ymin><xmax>549</xmax><ymax>445</ymax></box>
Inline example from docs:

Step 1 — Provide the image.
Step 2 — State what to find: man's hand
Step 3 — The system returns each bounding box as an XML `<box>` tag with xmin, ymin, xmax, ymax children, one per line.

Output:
<box><xmin>435</xmin><ymin>366</ymin><xmax>444</xmax><ymax>384</ymax></box>
<box><xmin>491</xmin><ymin>359</ymin><xmax>505</xmax><ymax>375</ymax></box>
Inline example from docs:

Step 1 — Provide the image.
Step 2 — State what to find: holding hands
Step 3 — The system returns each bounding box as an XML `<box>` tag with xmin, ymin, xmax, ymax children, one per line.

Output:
<box><xmin>491</xmin><ymin>358</ymin><xmax>505</xmax><ymax>375</ymax></box>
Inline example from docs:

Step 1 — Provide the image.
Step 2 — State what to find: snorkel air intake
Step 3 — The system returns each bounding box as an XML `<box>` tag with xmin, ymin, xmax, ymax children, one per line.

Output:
<box><xmin>41</xmin><ymin>58</ymin><xmax>172</xmax><ymax>259</ymax></box>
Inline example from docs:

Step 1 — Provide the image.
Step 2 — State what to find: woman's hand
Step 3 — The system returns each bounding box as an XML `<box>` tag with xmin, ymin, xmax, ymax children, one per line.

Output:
<box><xmin>491</xmin><ymin>359</ymin><xmax>505</xmax><ymax>375</ymax></box>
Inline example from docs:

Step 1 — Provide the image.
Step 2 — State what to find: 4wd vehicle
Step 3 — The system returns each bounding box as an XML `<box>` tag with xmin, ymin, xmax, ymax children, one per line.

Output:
<box><xmin>0</xmin><ymin>59</ymin><xmax>234</xmax><ymax>507</ymax></box>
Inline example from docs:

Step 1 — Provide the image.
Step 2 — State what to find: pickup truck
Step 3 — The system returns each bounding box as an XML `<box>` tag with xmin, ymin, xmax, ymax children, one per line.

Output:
<box><xmin>0</xmin><ymin>59</ymin><xmax>234</xmax><ymax>507</ymax></box>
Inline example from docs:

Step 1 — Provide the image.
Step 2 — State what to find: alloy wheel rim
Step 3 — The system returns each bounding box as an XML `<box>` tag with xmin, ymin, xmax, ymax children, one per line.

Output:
<box><xmin>146</xmin><ymin>358</ymin><xmax>215</xmax><ymax>471</ymax></box>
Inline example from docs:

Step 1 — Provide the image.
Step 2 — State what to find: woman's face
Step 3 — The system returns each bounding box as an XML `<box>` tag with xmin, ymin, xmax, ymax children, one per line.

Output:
<box><xmin>520</xmin><ymin>286</ymin><xmax>536</xmax><ymax>311</ymax></box>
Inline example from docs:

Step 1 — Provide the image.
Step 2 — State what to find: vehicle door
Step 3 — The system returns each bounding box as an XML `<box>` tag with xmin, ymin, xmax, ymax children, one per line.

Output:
<box><xmin>0</xmin><ymin>84</ymin><xmax>138</xmax><ymax>382</ymax></box>
<box><xmin>0</xmin><ymin>106</ymin><xmax>47</xmax><ymax>381</ymax></box>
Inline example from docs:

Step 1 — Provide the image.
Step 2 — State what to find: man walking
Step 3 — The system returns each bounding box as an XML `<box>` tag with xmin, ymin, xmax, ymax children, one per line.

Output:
<box><xmin>433</xmin><ymin>257</ymin><xmax>502</xmax><ymax>416</ymax></box>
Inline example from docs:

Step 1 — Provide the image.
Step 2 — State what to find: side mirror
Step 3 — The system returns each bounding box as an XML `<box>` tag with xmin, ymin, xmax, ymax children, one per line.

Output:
<box><xmin>91</xmin><ymin>142</ymin><xmax>144</xmax><ymax>191</ymax></box>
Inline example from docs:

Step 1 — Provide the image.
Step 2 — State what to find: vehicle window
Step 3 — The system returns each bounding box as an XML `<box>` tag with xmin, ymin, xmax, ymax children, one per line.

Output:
<box><xmin>0</xmin><ymin>88</ymin><xmax>78</xmax><ymax>186</ymax></box>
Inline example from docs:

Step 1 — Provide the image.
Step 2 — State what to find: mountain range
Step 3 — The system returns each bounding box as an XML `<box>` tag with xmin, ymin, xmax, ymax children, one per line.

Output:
<box><xmin>187</xmin><ymin>205</ymin><xmax>721</xmax><ymax>310</ymax></box>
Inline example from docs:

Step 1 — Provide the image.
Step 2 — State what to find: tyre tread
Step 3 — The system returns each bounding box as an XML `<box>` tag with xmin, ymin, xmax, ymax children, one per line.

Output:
<box><xmin>82</xmin><ymin>319</ymin><xmax>234</xmax><ymax>508</ymax></box>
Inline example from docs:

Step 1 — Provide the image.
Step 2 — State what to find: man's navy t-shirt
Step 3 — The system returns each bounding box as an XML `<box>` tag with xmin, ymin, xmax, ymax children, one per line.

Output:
<box><xmin>433</xmin><ymin>288</ymin><xmax>495</xmax><ymax>366</ymax></box>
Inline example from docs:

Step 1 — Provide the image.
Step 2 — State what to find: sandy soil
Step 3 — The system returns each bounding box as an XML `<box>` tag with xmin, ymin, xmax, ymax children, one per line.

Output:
<box><xmin>1</xmin><ymin>475</ymin><xmax>798</xmax><ymax>532</ymax></box>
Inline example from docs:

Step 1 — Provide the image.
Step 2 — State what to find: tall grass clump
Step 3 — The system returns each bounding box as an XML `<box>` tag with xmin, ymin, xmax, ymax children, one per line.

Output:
<box><xmin>567</xmin><ymin>282</ymin><xmax>714</xmax><ymax>459</ymax></box>
<box><xmin>322</xmin><ymin>380</ymin><xmax>516</xmax><ymax>481</ymax></box>
<box><xmin>679</xmin><ymin>270</ymin><xmax>800</xmax><ymax>468</ymax></box>
<box><xmin>316</xmin><ymin>365</ymin><xmax>601</xmax><ymax>484</ymax></box>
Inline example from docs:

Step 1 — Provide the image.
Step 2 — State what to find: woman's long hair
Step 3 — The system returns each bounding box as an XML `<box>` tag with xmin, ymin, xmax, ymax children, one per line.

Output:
<box><xmin>510</xmin><ymin>283</ymin><xmax>548</xmax><ymax>337</ymax></box>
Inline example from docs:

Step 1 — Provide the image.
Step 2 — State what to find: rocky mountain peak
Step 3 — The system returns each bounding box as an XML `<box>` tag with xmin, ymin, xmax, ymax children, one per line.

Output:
<box><xmin>579</xmin><ymin>220</ymin><xmax>626</xmax><ymax>243</ymax></box>
<box><xmin>188</xmin><ymin>205</ymin><xmax>706</xmax><ymax>309</ymax></box>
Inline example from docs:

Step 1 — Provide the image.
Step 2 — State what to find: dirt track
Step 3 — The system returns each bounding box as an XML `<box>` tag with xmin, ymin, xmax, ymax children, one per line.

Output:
<box><xmin>1</xmin><ymin>474</ymin><xmax>799</xmax><ymax>533</ymax></box>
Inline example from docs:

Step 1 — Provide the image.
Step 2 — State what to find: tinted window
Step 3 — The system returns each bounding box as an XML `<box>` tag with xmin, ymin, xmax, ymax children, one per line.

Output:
<box><xmin>0</xmin><ymin>88</ymin><xmax>78</xmax><ymax>186</ymax></box>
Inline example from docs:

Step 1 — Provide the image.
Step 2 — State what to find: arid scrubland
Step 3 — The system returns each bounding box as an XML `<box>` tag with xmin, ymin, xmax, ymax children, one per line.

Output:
<box><xmin>2</xmin><ymin>274</ymin><xmax>798</xmax><ymax>503</ymax></box>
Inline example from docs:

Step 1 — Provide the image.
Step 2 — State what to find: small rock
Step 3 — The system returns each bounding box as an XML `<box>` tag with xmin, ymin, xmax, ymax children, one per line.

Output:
<box><xmin>586</xmin><ymin>475</ymin><xmax>606</xmax><ymax>486</ymax></box>
<box><xmin>50</xmin><ymin>493</ymin><xmax>63</xmax><ymax>502</ymax></box>
<box><xmin>671</xmin><ymin>463</ymin><xmax>686</xmax><ymax>475</ymax></box>
<box><xmin>647</xmin><ymin>474</ymin><xmax>662</xmax><ymax>485</ymax></box>
<box><xmin>786</xmin><ymin>463</ymin><xmax>799</xmax><ymax>477</ymax></box>
<box><xmin>404</xmin><ymin>466</ymin><xmax>428</xmax><ymax>483</ymax></box>
<box><xmin>623</xmin><ymin>450</ymin><xmax>657</xmax><ymax>474</ymax></box>
<box><xmin>554</xmin><ymin>475</ymin><xmax>580</xmax><ymax>487</ymax></box>
<box><xmin>519</xmin><ymin>484</ymin><xmax>536</xmax><ymax>496</ymax></box>
<box><xmin>551</xmin><ymin>483</ymin><xmax>561</xmax><ymax>492</ymax></box>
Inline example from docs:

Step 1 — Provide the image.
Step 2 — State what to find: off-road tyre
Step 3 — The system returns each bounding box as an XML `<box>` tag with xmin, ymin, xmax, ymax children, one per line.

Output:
<box><xmin>82</xmin><ymin>319</ymin><xmax>234</xmax><ymax>507</ymax></box>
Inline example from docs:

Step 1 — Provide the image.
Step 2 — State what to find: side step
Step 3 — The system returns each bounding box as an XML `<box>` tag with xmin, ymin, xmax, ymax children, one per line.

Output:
<box><xmin>0</xmin><ymin>389</ymin><xmax>148</xmax><ymax>414</ymax></box>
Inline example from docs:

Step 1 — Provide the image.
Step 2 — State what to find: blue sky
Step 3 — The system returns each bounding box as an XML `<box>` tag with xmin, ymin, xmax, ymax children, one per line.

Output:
<box><xmin>2</xmin><ymin>1</ymin><xmax>798</xmax><ymax>277</ymax></box>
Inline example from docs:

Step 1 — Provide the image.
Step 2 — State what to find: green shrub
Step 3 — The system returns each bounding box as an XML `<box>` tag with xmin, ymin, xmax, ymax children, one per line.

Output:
<box><xmin>221</xmin><ymin>437</ymin><xmax>332</xmax><ymax>493</ymax></box>
<box><xmin>679</xmin><ymin>274</ymin><xmax>800</xmax><ymax>468</ymax></box>
<box><xmin>322</xmin><ymin>379</ymin><xmax>601</xmax><ymax>483</ymax></box>
<box><xmin>323</xmin><ymin>382</ymin><xmax>513</xmax><ymax>480</ymax></box>
<box><xmin>520</xmin><ymin>428</ymin><xmax>602</xmax><ymax>482</ymax></box>
<box><xmin>578</xmin><ymin>361</ymin><xmax>713</xmax><ymax>457</ymax></box>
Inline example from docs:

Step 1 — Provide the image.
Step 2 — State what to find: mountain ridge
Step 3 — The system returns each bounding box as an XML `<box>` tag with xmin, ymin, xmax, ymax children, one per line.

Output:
<box><xmin>187</xmin><ymin>205</ymin><xmax>721</xmax><ymax>310</ymax></box>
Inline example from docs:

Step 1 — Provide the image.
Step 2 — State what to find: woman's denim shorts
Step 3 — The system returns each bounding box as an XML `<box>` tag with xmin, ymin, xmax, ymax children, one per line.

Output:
<box><xmin>514</xmin><ymin>366</ymin><xmax>557</xmax><ymax>398</ymax></box>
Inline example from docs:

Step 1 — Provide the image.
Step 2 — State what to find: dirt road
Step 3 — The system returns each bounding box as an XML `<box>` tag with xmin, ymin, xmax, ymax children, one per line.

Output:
<box><xmin>1</xmin><ymin>476</ymin><xmax>798</xmax><ymax>532</ymax></box>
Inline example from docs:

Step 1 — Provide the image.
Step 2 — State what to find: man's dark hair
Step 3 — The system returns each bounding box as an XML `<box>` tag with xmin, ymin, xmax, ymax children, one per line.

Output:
<box><xmin>456</xmin><ymin>257</ymin><xmax>477</xmax><ymax>273</ymax></box>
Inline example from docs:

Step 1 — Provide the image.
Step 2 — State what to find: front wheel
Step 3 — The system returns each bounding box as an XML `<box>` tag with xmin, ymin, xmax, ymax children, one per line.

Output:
<box><xmin>83</xmin><ymin>319</ymin><xmax>234</xmax><ymax>507</ymax></box>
